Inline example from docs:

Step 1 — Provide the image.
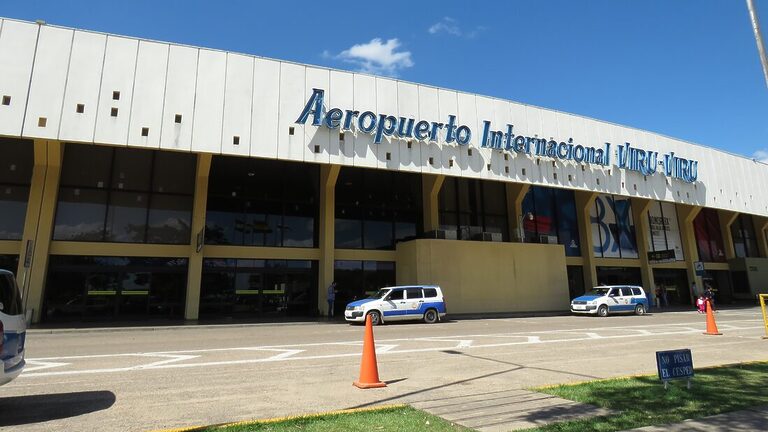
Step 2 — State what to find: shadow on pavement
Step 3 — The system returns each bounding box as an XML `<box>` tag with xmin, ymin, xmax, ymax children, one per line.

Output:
<box><xmin>0</xmin><ymin>390</ymin><xmax>116</xmax><ymax>426</ymax></box>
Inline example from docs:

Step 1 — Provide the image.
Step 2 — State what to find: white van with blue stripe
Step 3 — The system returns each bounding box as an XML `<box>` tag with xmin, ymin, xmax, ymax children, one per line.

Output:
<box><xmin>345</xmin><ymin>285</ymin><xmax>446</xmax><ymax>325</ymax></box>
<box><xmin>570</xmin><ymin>285</ymin><xmax>650</xmax><ymax>317</ymax></box>
<box><xmin>1</xmin><ymin>270</ymin><xmax>26</xmax><ymax>387</ymax></box>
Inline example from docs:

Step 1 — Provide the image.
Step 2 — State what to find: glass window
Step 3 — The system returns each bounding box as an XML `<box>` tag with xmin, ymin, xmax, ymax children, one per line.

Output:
<box><xmin>0</xmin><ymin>138</ymin><xmax>34</xmax><ymax>185</ymax></box>
<box><xmin>631</xmin><ymin>287</ymin><xmax>641</xmax><ymax>295</ymax></box>
<box><xmin>105</xmin><ymin>192</ymin><xmax>149</xmax><ymax>243</ymax></box>
<box><xmin>0</xmin><ymin>185</ymin><xmax>30</xmax><ymax>240</ymax></box>
<box><xmin>146</xmin><ymin>194</ymin><xmax>192</xmax><ymax>244</ymax></box>
<box><xmin>112</xmin><ymin>148</ymin><xmax>152</xmax><ymax>191</ymax></box>
<box><xmin>59</xmin><ymin>144</ymin><xmax>113</xmax><ymax>188</ymax></box>
<box><xmin>388</xmin><ymin>289</ymin><xmax>404</xmax><ymax>300</ymax></box>
<box><xmin>424</xmin><ymin>288</ymin><xmax>437</xmax><ymax>298</ymax></box>
<box><xmin>153</xmin><ymin>151</ymin><xmax>196</xmax><ymax>194</ymax></box>
<box><xmin>0</xmin><ymin>139</ymin><xmax>33</xmax><ymax>240</ymax></box>
<box><xmin>53</xmin><ymin>188</ymin><xmax>108</xmax><ymax>241</ymax></box>
<box><xmin>0</xmin><ymin>273</ymin><xmax>22</xmax><ymax>315</ymax></box>
<box><xmin>406</xmin><ymin>288</ymin><xmax>423</xmax><ymax>299</ymax></box>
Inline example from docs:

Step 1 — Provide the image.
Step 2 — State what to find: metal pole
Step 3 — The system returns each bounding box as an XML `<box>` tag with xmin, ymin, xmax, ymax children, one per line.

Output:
<box><xmin>747</xmin><ymin>0</ymin><xmax>768</xmax><ymax>88</ymax></box>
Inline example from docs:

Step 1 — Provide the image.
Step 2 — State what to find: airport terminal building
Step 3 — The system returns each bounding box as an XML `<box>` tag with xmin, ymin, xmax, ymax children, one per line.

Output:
<box><xmin>1</xmin><ymin>18</ymin><xmax>767</xmax><ymax>324</ymax></box>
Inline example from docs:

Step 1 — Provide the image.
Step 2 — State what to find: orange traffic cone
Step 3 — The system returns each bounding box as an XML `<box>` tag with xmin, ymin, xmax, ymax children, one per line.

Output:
<box><xmin>353</xmin><ymin>314</ymin><xmax>387</xmax><ymax>389</ymax></box>
<box><xmin>703</xmin><ymin>299</ymin><xmax>722</xmax><ymax>335</ymax></box>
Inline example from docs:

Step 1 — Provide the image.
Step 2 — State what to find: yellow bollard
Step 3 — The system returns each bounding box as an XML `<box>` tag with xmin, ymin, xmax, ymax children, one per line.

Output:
<box><xmin>760</xmin><ymin>294</ymin><xmax>768</xmax><ymax>340</ymax></box>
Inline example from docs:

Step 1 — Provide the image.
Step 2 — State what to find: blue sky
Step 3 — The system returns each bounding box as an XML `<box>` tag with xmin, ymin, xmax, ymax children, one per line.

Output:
<box><xmin>3</xmin><ymin>1</ymin><xmax>768</xmax><ymax>161</ymax></box>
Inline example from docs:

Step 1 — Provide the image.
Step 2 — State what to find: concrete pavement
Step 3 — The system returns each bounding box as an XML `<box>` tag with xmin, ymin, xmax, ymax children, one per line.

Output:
<box><xmin>626</xmin><ymin>406</ymin><xmax>768</xmax><ymax>432</ymax></box>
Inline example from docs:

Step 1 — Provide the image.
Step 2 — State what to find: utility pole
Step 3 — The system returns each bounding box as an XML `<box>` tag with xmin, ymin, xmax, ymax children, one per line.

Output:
<box><xmin>747</xmin><ymin>0</ymin><xmax>768</xmax><ymax>88</ymax></box>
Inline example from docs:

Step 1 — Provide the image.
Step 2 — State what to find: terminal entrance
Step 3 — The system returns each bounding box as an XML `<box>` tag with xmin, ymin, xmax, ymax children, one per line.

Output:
<box><xmin>199</xmin><ymin>259</ymin><xmax>317</xmax><ymax>320</ymax></box>
<box><xmin>595</xmin><ymin>266</ymin><xmax>642</xmax><ymax>287</ymax></box>
<box><xmin>652</xmin><ymin>269</ymin><xmax>691</xmax><ymax>306</ymax></box>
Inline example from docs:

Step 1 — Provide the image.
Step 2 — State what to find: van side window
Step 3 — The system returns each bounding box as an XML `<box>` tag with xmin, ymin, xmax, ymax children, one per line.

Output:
<box><xmin>388</xmin><ymin>290</ymin><xmax>404</xmax><ymax>300</ymax></box>
<box><xmin>424</xmin><ymin>288</ymin><xmax>437</xmax><ymax>298</ymax></box>
<box><xmin>406</xmin><ymin>288</ymin><xmax>423</xmax><ymax>299</ymax></box>
<box><xmin>631</xmin><ymin>287</ymin><xmax>641</xmax><ymax>296</ymax></box>
<box><xmin>621</xmin><ymin>287</ymin><xmax>634</xmax><ymax>297</ymax></box>
<box><xmin>608</xmin><ymin>288</ymin><xmax>619</xmax><ymax>297</ymax></box>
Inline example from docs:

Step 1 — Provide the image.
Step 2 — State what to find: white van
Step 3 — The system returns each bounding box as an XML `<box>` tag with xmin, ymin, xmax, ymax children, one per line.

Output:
<box><xmin>570</xmin><ymin>285</ymin><xmax>650</xmax><ymax>317</ymax></box>
<box><xmin>344</xmin><ymin>285</ymin><xmax>447</xmax><ymax>325</ymax></box>
<box><xmin>1</xmin><ymin>270</ymin><xmax>26</xmax><ymax>386</ymax></box>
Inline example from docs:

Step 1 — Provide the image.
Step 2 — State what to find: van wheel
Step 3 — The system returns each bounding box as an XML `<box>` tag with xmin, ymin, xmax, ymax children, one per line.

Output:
<box><xmin>597</xmin><ymin>305</ymin><xmax>609</xmax><ymax>317</ymax></box>
<box><xmin>424</xmin><ymin>309</ymin><xmax>438</xmax><ymax>324</ymax></box>
<box><xmin>367</xmin><ymin>310</ymin><xmax>382</xmax><ymax>326</ymax></box>
<box><xmin>635</xmin><ymin>304</ymin><xmax>646</xmax><ymax>316</ymax></box>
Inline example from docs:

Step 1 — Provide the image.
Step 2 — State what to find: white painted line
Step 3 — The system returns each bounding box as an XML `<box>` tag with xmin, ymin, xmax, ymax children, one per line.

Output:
<box><xmin>23</xmin><ymin>360</ymin><xmax>70</xmax><ymax>373</ymax></box>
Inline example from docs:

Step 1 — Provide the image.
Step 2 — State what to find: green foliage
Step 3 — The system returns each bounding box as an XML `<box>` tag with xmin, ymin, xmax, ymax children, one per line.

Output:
<box><xmin>525</xmin><ymin>362</ymin><xmax>768</xmax><ymax>431</ymax></box>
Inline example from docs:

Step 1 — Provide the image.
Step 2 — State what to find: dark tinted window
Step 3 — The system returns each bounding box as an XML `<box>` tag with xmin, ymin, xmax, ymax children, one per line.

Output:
<box><xmin>0</xmin><ymin>274</ymin><xmax>23</xmax><ymax>315</ymax></box>
<box><xmin>424</xmin><ymin>288</ymin><xmax>437</xmax><ymax>298</ymax></box>
<box><xmin>631</xmin><ymin>288</ymin><xmax>641</xmax><ymax>296</ymax></box>
<box><xmin>388</xmin><ymin>289</ymin><xmax>404</xmax><ymax>300</ymax></box>
<box><xmin>608</xmin><ymin>288</ymin><xmax>620</xmax><ymax>297</ymax></box>
<box><xmin>406</xmin><ymin>288</ymin><xmax>423</xmax><ymax>299</ymax></box>
<box><xmin>621</xmin><ymin>287</ymin><xmax>634</xmax><ymax>296</ymax></box>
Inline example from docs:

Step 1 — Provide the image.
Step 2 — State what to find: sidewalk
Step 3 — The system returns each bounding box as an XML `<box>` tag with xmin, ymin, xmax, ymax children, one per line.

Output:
<box><xmin>626</xmin><ymin>405</ymin><xmax>768</xmax><ymax>432</ymax></box>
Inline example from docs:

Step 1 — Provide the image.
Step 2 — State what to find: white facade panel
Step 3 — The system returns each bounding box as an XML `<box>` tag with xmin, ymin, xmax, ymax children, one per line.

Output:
<box><xmin>439</xmin><ymin>89</ymin><xmax>461</xmax><ymax>177</ymax></box>
<box><xmin>352</xmin><ymin>74</ymin><xmax>377</xmax><ymax>168</ymax></box>
<box><xmin>59</xmin><ymin>31</ymin><xmax>107</xmax><ymax>143</ymax></box>
<box><xmin>0</xmin><ymin>20</ymin><xmax>38</xmax><ymax>137</ymax></box>
<box><xmin>507</xmin><ymin>102</ymin><xmax>530</xmax><ymax>184</ymax></box>
<box><xmin>127</xmin><ymin>41</ymin><xmax>169</xmax><ymax>149</ymax></box>
<box><xmin>397</xmin><ymin>81</ymin><xmax>421</xmax><ymax>172</ymax></box>
<box><xmin>457</xmin><ymin>93</ymin><xmax>482</xmax><ymax>177</ymax></box>
<box><xmin>419</xmin><ymin>86</ymin><xmax>441</xmax><ymax>174</ymax></box>
<box><xmin>22</xmin><ymin>26</ymin><xmax>73</xmax><ymax>139</ymax></box>
<box><xmin>376</xmin><ymin>77</ymin><xmax>399</xmax><ymax>170</ymax></box>
<box><xmin>329</xmin><ymin>70</ymin><xmax>354</xmax><ymax>165</ymax></box>
<box><xmin>251</xmin><ymin>57</ymin><xmax>280</xmax><ymax>159</ymax></box>
<box><xmin>277</xmin><ymin>62</ymin><xmax>305</xmax><ymax>162</ymax></box>
<box><xmin>524</xmin><ymin>105</ymin><xmax>545</xmax><ymax>185</ymax></box>
<box><xmin>304</xmin><ymin>66</ymin><xmax>330</xmax><ymax>164</ymax></box>
<box><xmin>94</xmin><ymin>36</ymin><xmax>139</xmax><ymax>146</ymax></box>
<box><xmin>191</xmin><ymin>49</ymin><xmax>226</xmax><ymax>153</ymax></box>
<box><xmin>160</xmin><ymin>45</ymin><xmax>198</xmax><ymax>151</ymax></box>
<box><xmin>221</xmin><ymin>53</ymin><xmax>254</xmax><ymax>156</ymax></box>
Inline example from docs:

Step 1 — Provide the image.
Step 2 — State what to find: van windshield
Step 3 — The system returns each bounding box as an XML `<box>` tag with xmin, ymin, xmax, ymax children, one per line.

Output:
<box><xmin>369</xmin><ymin>289</ymin><xmax>391</xmax><ymax>299</ymax></box>
<box><xmin>0</xmin><ymin>273</ymin><xmax>23</xmax><ymax>316</ymax></box>
<box><xmin>586</xmin><ymin>287</ymin><xmax>611</xmax><ymax>296</ymax></box>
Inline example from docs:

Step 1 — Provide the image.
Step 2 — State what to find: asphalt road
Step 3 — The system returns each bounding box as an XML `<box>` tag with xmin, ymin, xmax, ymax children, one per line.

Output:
<box><xmin>1</xmin><ymin>307</ymin><xmax>766</xmax><ymax>431</ymax></box>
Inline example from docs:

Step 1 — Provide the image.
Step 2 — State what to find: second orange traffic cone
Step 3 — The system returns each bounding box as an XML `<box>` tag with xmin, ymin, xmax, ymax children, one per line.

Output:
<box><xmin>703</xmin><ymin>299</ymin><xmax>722</xmax><ymax>335</ymax></box>
<box><xmin>353</xmin><ymin>314</ymin><xmax>387</xmax><ymax>389</ymax></box>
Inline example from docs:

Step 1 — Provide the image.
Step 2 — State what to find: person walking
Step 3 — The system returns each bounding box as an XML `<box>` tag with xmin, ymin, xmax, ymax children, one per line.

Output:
<box><xmin>327</xmin><ymin>281</ymin><xmax>337</xmax><ymax>318</ymax></box>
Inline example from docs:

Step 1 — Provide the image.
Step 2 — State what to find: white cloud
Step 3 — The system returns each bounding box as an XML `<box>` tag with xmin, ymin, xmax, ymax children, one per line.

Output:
<box><xmin>429</xmin><ymin>17</ymin><xmax>462</xmax><ymax>36</ymax></box>
<box><xmin>428</xmin><ymin>17</ymin><xmax>486</xmax><ymax>38</ymax></box>
<box><xmin>754</xmin><ymin>149</ymin><xmax>768</xmax><ymax>163</ymax></box>
<box><xmin>335</xmin><ymin>38</ymin><xmax>413</xmax><ymax>77</ymax></box>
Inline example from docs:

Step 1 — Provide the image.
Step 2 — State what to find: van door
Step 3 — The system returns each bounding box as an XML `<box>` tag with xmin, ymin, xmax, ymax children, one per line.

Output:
<box><xmin>405</xmin><ymin>287</ymin><xmax>425</xmax><ymax>318</ymax></box>
<box><xmin>381</xmin><ymin>289</ymin><xmax>408</xmax><ymax>320</ymax></box>
<box><xmin>606</xmin><ymin>287</ymin><xmax>623</xmax><ymax>312</ymax></box>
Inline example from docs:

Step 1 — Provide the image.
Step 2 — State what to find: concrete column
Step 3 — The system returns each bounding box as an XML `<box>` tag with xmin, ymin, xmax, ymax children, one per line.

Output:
<box><xmin>506</xmin><ymin>183</ymin><xmax>531</xmax><ymax>242</ymax></box>
<box><xmin>718</xmin><ymin>210</ymin><xmax>739</xmax><ymax>260</ymax></box>
<box><xmin>677</xmin><ymin>204</ymin><xmax>702</xmax><ymax>304</ymax></box>
<box><xmin>18</xmin><ymin>140</ymin><xmax>63</xmax><ymax>323</ymax></box>
<box><xmin>631</xmin><ymin>198</ymin><xmax>655</xmax><ymax>295</ymax></box>
<box><xmin>422</xmin><ymin>174</ymin><xmax>445</xmax><ymax>233</ymax></box>
<box><xmin>755</xmin><ymin>216</ymin><xmax>768</xmax><ymax>258</ymax></box>
<box><xmin>575</xmin><ymin>191</ymin><xmax>598</xmax><ymax>289</ymax></box>
<box><xmin>184</xmin><ymin>153</ymin><xmax>212</xmax><ymax>320</ymax></box>
<box><xmin>318</xmin><ymin>164</ymin><xmax>340</xmax><ymax>316</ymax></box>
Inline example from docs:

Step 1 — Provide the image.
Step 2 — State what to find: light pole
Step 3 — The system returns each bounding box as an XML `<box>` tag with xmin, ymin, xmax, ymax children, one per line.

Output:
<box><xmin>747</xmin><ymin>0</ymin><xmax>768</xmax><ymax>88</ymax></box>
<box><xmin>518</xmin><ymin>212</ymin><xmax>534</xmax><ymax>243</ymax></box>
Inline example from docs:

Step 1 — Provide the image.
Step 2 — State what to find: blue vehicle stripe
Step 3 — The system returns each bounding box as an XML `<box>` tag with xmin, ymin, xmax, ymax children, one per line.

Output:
<box><xmin>383</xmin><ymin>310</ymin><xmax>408</xmax><ymax>317</ymax></box>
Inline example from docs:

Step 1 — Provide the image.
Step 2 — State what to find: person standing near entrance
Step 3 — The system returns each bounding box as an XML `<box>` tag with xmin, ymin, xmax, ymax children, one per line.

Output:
<box><xmin>327</xmin><ymin>281</ymin><xmax>337</xmax><ymax>317</ymax></box>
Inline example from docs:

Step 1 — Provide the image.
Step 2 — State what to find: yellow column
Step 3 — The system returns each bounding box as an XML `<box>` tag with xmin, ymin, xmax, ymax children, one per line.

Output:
<box><xmin>318</xmin><ymin>164</ymin><xmax>340</xmax><ymax>316</ymax></box>
<box><xmin>631</xmin><ymin>198</ymin><xmax>655</xmax><ymax>294</ymax></box>
<box><xmin>677</xmin><ymin>204</ymin><xmax>702</xmax><ymax>304</ymax></box>
<box><xmin>184</xmin><ymin>153</ymin><xmax>212</xmax><ymax>320</ymax></box>
<box><xmin>422</xmin><ymin>174</ymin><xmax>445</xmax><ymax>232</ymax></box>
<box><xmin>755</xmin><ymin>216</ymin><xmax>768</xmax><ymax>258</ymax></box>
<box><xmin>575</xmin><ymin>191</ymin><xmax>598</xmax><ymax>289</ymax></box>
<box><xmin>506</xmin><ymin>182</ymin><xmax>531</xmax><ymax>242</ymax></box>
<box><xmin>18</xmin><ymin>140</ymin><xmax>63</xmax><ymax>323</ymax></box>
<box><xmin>718</xmin><ymin>210</ymin><xmax>738</xmax><ymax>260</ymax></box>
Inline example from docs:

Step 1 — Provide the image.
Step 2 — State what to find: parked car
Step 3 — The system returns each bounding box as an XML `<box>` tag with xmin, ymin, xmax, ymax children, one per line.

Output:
<box><xmin>1</xmin><ymin>270</ymin><xmax>26</xmax><ymax>386</ymax></box>
<box><xmin>571</xmin><ymin>285</ymin><xmax>650</xmax><ymax>317</ymax></box>
<box><xmin>345</xmin><ymin>285</ymin><xmax>446</xmax><ymax>325</ymax></box>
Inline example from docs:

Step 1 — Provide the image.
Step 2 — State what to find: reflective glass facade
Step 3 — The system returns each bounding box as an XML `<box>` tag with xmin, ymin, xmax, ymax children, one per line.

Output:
<box><xmin>43</xmin><ymin>256</ymin><xmax>188</xmax><ymax>321</ymax></box>
<box><xmin>438</xmin><ymin>177</ymin><xmax>509</xmax><ymax>241</ymax></box>
<box><xmin>693</xmin><ymin>208</ymin><xmax>727</xmax><ymax>262</ymax></box>
<box><xmin>206</xmin><ymin>157</ymin><xmax>319</xmax><ymax>248</ymax></box>
<box><xmin>53</xmin><ymin>144</ymin><xmax>196</xmax><ymax>244</ymax></box>
<box><xmin>335</xmin><ymin>167</ymin><xmax>421</xmax><ymax>249</ymax></box>
<box><xmin>200</xmin><ymin>259</ymin><xmax>317</xmax><ymax>318</ymax></box>
<box><xmin>731</xmin><ymin>214</ymin><xmax>759</xmax><ymax>258</ymax></box>
<box><xmin>591</xmin><ymin>194</ymin><xmax>639</xmax><ymax>259</ymax></box>
<box><xmin>521</xmin><ymin>186</ymin><xmax>581</xmax><ymax>256</ymax></box>
<box><xmin>0</xmin><ymin>138</ymin><xmax>33</xmax><ymax>240</ymax></box>
<box><xmin>333</xmin><ymin>260</ymin><xmax>395</xmax><ymax>316</ymax></box>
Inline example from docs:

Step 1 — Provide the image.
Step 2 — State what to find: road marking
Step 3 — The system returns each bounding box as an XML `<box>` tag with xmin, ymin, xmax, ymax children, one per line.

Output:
<box><xmin>23</xmin><ymin>359</ymin><xmax>70</xmax><ymax>373</ymax></box>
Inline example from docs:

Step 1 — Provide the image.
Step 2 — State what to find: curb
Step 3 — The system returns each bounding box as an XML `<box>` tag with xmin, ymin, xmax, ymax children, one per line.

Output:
<box><xmin>147</xmin><ymin>404</ymin><xmax>408</xmax><ymax>432</ymax></box>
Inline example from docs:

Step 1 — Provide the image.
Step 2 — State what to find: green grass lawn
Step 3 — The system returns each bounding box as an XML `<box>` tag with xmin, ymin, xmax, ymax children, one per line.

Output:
<box><xmin>523</xmin><ymin>361</ymin><xmax>768</xmax><ymax>431</ymax></box>
<box><xmin>195</xmin><ymin>405</ymin><xmax>471</xmax><ymax>432</ymax></box>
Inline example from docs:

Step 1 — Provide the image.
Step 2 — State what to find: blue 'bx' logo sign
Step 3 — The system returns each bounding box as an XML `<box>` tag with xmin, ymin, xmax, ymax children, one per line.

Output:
<box><xmin>656</xmin><ymin>349</ymin><xmax>694</xmax><ymax>381</ymax></box>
